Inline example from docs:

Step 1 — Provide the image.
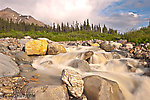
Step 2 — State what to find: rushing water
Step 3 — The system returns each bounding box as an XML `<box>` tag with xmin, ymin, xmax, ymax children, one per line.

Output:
<box><xmin>32</xmin><ymin>46</ymin><xmax>150</xmax><ymax>100</ymax></box>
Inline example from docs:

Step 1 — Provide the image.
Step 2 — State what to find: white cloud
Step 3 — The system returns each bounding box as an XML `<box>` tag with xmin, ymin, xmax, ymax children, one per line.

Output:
<box><xmin>0</xmin><ymin>0</ymin><xmax>146</xmax><ymax>32</ymax></box>
<box><xmin>33</xmin><ymin>0</ymin><xmax>121</xmax><ymax>24</ymax></box>
<box><xmin>128</xmin><ymin>12</ymin><xmax>138</xmax><ymax>18</ymax></box>
<box><xmin>101</xmin><ymin>12</ymin><xmax>143</xmax><ymax>32</ymax></box>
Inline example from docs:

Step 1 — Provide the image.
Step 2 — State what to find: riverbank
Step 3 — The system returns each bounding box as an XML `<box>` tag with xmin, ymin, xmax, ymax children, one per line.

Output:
<box><xmin>0</xmin><ymin>36</ymin><xmax>150</xmax><ymax>100</ymax></box>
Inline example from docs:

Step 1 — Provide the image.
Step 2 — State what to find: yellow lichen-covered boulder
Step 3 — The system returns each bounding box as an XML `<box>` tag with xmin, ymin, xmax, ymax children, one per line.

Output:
<box><xmin>89</xmin><ymin>42</ymin><xmax>99</xmax><ymax>46</ymax></box>
<box><xmin>47</xmin><ymin>42</ymin><xmax>67</xmax><ymax>55</ymax></box>
<box><xmin>25</xmin><ymin>40</ymin><xmax>48</xmax><ymax>55</ymax></box>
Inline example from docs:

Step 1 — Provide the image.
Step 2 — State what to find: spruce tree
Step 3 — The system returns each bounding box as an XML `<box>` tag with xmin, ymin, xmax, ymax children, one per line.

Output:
<box><xmin>102</xmin><ymin>24</ymin><xmax>107</xmax><ymax>33</ymax></box>
<box><xmin>52</xmin><ymin>23</ymin><xmax>56</xmax><ymax>32</ymax></box>
<box><xmin>86</xmin><ymin>19</ymin><xmax>90</xmax><ymax>31</ymax></box>
<box><xmin>57</xmin><ymin>24</ymin><xmax>60</xmax><ymax>32</ymax></box>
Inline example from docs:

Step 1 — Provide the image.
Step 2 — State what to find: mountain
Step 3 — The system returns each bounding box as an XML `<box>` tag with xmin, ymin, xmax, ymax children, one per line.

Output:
<box><xmin>0</xmin><ymin>7</ymin><xmax>46</xmax><ymax>26</ymax></box>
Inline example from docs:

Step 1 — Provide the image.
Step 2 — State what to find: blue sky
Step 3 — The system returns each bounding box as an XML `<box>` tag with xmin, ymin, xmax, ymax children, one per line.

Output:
<box><xmin>0</xmin><ymin>0</ymin><xmax>150</xmax><ymax>32</ymax></box>
<box><xmin>100</xmin><ymin>0</ymin><xmax>150</xmax><ymax>32</ymax></box>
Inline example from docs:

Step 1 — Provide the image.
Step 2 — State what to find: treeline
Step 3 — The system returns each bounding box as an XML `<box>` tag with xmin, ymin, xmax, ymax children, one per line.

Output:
<box><xmin>0</xmin><ymin>18</ymin><xmax>117</xmax><ymax>34</ymax></box>
<box><xmin>122</xmin><ymin>25</ymin><xmax>150</xmax><ymax>44</ymax></box>
<box><xmin>0</xmin><ymin>18</ymin><xmax>50</xmax><ymax>32</ymax></box>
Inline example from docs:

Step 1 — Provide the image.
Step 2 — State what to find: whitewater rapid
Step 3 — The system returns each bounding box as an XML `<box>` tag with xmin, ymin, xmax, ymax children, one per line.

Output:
<box><xmin>32</xmin><ymin>46</ymin><xmax>150</xmax><ymax>100</ymax></box>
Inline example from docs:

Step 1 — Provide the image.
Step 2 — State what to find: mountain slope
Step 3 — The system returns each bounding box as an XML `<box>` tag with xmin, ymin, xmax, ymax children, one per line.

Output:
<box><xmin>0</xmin><ymin>7</ymin><xmax>46</xmax><ymax>26</ymax></box>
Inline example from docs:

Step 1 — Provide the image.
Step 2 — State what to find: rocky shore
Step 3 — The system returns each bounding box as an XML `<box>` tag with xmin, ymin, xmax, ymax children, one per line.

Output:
<box><xmin>0</xmin><ymin>36</ymin><xmax>150</xmax><ymax>100</ymax></box>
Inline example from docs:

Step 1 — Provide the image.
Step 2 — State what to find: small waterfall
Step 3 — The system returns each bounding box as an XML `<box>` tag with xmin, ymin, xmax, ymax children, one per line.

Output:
<box><xmin>32</xmin><ymin>46</ymin><xmax>150</xmax><ymax>100</ymax></box>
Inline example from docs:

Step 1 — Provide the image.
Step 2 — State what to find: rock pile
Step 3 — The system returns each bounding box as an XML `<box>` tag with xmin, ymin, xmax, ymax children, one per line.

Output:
<box><xmin>0</xmin><ymin>36</ymin><xmax>149</xmax><ymax>99</ymax></box>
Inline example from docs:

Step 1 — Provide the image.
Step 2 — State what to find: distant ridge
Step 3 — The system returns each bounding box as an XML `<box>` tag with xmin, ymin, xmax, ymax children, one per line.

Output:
<box><xmin>0</xmin><ymin>7</ymin><xmax>46</xmax><ymax>26</ymax></box>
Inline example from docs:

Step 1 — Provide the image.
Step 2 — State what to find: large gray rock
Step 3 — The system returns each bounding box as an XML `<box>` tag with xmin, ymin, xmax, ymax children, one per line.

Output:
<box><xmin>13</xmin><ymin>51</ymin><xmax>32</xmax><ymax>65</ymax></box>
<box><xmin>47</xmin><ymin>42</ymin><xmax>67</xmax><ymax>55</ymax></box>
<box><xmin>100</xmin><ymin>43</ymin><xmax>114</xmax><ymax>52</ymax></box>
<box><xmin>0</xmin><ymin>53</ymin><xmax>19</xmax><ymax>77</ymax></box>
<box><xmin>34</xmin><ymin>85</ymin><xmax>69</xmax><ymax>100</ymax></box>
<box><xmin>68</xmin><ymin>59</ymin><xmax>91</xmax><ymax>72</ymax></box>
<box><xmin>61</xmin><ymin>69</ymin><xmax>84</xmax><ymax>98</ymax></box>
<box><xmin>83</xmin><ymin>75</ymin><xmax>124</xmax><ymax>100</ymax></box>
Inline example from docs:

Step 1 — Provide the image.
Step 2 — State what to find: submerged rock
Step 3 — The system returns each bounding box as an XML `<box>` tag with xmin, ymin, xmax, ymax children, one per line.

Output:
<box><xmin>61</xmin><ymin>69</ymin><xmax>84</xmax><ymax>98</ymax></box>
<box><xmin>0</xmin><ymin>53</ymin><xmax>19</xmax><ymax>77</ymax></box>
<box><xmin>47</xmin><ymin>42</ymin><xmax>67</xmax><ymax>55</ymax></box>
<box><xmin>68</xmin><ymin>59</ymin><xmax>91</xmax><ymax>72</ymax></box>
<box><xmin>83</xmin><ymin>75</ymin><xmax>124</xmax><ymax>100</ymax></box>
<box><xmin>25</xmin><ymin>40</ymin><xmax>48</xmax><ymax>55</ymax></box>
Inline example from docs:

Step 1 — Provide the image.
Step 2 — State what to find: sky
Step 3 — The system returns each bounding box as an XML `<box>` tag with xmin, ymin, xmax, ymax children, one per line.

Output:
<box><xmin>0</xmin><ymin>0</ymin><xmax>150</xmax><ymax>32</ymax></box>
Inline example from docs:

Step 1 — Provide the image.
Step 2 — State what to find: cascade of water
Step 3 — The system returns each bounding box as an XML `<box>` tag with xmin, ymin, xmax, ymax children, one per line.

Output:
<box><xmin>32</xmin><ymin>46</ymin><xmax>150</xmax><ymax>100</ymax></box>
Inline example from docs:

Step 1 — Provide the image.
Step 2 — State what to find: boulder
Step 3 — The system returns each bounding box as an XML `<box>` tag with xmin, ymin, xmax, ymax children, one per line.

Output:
<box><xmin>19</xmin><ymin>64</ymin><xmax>36</xmax><ymax>72</ymax></box>
<box><xmin>61</xmin><ymin>69</ymin><xmax>84</xmax><ymax>98</ymax></box>
<box><xmin>25</xmin><ymin>40</ymin><xmax>48</xmax><ymax>55</ymax></box>
<box><xmin>111</xmin><ymin>52</ymin><xmax>121</xmax><ymax>59</ymax></box>
<box><xmin>68</xmin><ymin>59</ymin><xmax>91</xmax><ymax>72</ymax></box>
<box><xmin>13</xmin><ymin>51</ymin><xmax>32</xmax><ymax>65</ymax></box>
<box><xmin>100</xmin><ymin>43</ymin><xmax>114</xmax><ymax>52</ymax></box>
<box><xmin>83</xmin><ymin>75</ymin><xmax>124</xmax><ymax>100</ymax></box>
<box><xmin>125</xmin><ymin>43</ymin><xmax>133</xmax><ymax>49</ymax></box>
<box><xmin>0</xmin><ymin>53</ymin><xmax>19</xmax><ymax>77</ymax></box>
<box><xmin>88</xmin><ymin>42</ymin><xmax>99</xmax><ymax>46</ymax></box>
<box><xmin>115</xmin><ymin>51</ymin><xmax>130</xmax><ymax>58</ymax></box>
<box><xmin>34</xmin><ymin>85</ymin><xmax>69</xmax><ymax>100</ymax></box>
<box><xmin>82</xmin><ymin>51</ymin><xmax>94</xmax><ymax>61</ymax></box>
<box><xmin>47</xmin><ymin>42</ymin><xmax>67</xmax><ymax>55</ymax></box>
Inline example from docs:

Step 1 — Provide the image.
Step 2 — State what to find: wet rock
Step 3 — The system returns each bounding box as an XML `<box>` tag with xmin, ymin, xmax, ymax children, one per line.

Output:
<box><xmin>47</xmin><ymin>42</ymin><xmax>67</xmax><ymax>55</ymax></box>
<box><xmin>68</xmin><ymin>59</ymin><xmax>91</xmax><ymax>72</ymax></box>
<box><xmin>61</xmin><ymin>69</ymin><xmax>84</xmax><ymax>98</ymax></box>
<box><xmin>83</xmin><ymin>75</ymin><xmax>124</xmax><ymax>100</ymax></box>
<box><xmin>19</xmin><ymin>64</ymin><xmax>36</xmax><ymax>72</ymax></box>
<box><xmin>111</xmin><ymin>52</ymin><xmax>121</xmax><ymax>59</ymax></box>
<box><xmin>100</xmin><ymin>43</ymin><xmax>114</xmax><ymax>52</ymax></box>
<box><xmin>143</xmin><ymin>70</ymin><xmax>150</xmax><ymax>76</ymax></box>
<box><xmin>14</xmin><ymin>51</ymin><xmax>32</xmax><ymax>65</ymax></box>
<box><xmin>25</xmin><ymin>85</ymin><xmax>69</xmax><ymax>100</ymax></box>
<box><xmin>25</xmin><ymin>40</ymin><xmax>48</xmax><ymax>55</ymax></box>
<box><xmin>0</xmin><ymin>53</ymin><xmax>19</xmax><ymax>77</ymax></box>
<box><xmin>119</xmin><ymin>59</ymin><xmax>139</xmax><ymax>68</ymax></box>
<box><xmin>35</xmin><ymin>85</ymin><xmax>69</xmax><ymax>100</ymax></box>
<box><xmin>102</xmin><ymin>53</ymin><xmax>113</xmax><ymax>60</ymax></box>
<box><xmin>40</xmin><ymin>60</ymin><xmax>53</xmax><ymax>66</ymax></box>
<box><xmin>115</xmin><ymin>51</ymin><xmax>130</xmax><ymax>58</ymax></box>
<box><xmin>82</xmin><ymin>51</ymin><xmax>94</xmax><ymax>61</ymax></box>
